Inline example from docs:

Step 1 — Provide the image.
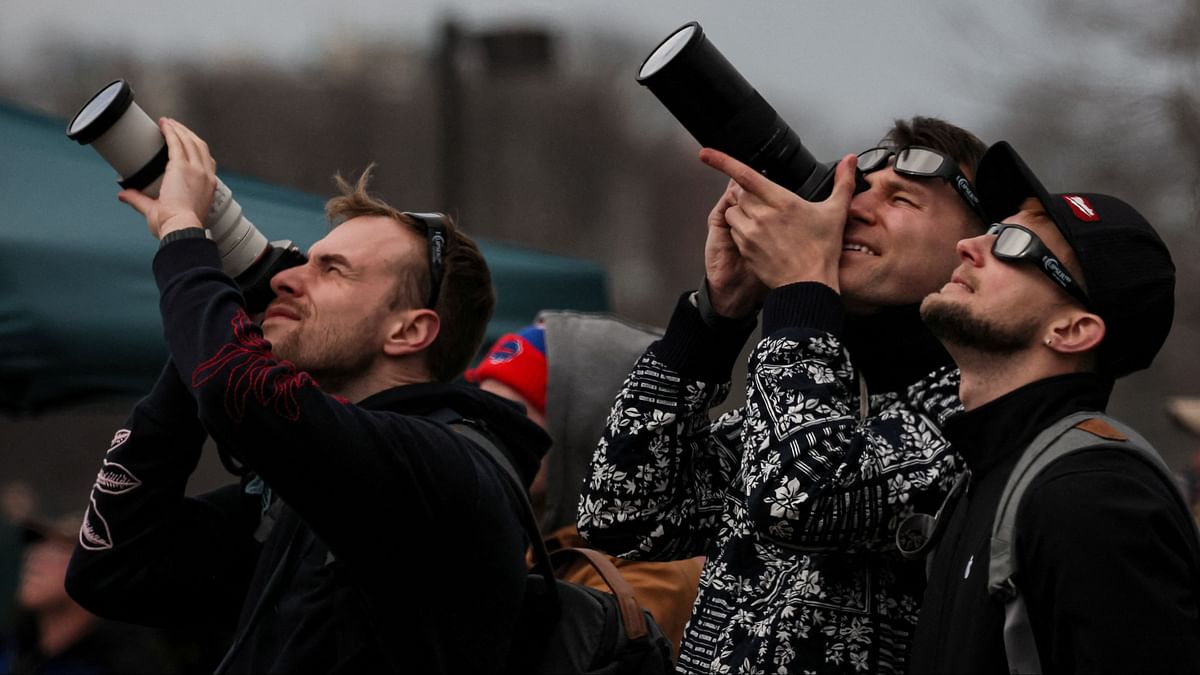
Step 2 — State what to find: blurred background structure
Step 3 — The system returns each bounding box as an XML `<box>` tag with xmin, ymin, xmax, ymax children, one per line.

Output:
<box><xmin>1</xmin><ymin>0</ymin><xmax>1197</xmax><ymax>520</ymax></box>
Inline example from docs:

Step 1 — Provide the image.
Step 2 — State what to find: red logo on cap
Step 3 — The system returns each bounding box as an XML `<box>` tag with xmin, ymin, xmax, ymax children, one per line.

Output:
<box><xmin>1061</xmin><ymin>195</ymin><xmax>1100</xmax><ymax>222</ymax></box>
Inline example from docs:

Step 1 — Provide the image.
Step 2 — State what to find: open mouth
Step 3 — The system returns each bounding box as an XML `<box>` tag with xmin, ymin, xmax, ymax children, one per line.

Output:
<box><xmin>842</xmin><ymin>242</ymin><xmax>879</xmax><ymax>256</ymax></box>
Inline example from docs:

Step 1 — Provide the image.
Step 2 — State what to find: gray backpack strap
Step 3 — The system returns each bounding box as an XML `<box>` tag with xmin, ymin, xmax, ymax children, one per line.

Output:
<box><xmin>988</xmin><ymin>411</ymin><xmax>1194</xmax><ymax>674</ymax></box>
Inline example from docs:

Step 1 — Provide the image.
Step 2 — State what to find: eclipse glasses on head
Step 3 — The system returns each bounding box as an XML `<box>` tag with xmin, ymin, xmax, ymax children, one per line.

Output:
<box><xmin>858</xmin><ymin>145</ymin><xmax>986</xmax><ymax>223</ymax></box>
<box><xmin>402</xmin><ymin>212</ymin><xmax>448</xmax><ymax>310</ymax></box>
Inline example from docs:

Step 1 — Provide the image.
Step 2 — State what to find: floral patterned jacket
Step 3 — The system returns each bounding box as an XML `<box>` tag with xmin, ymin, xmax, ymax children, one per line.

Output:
<box><xmin>578</xmin><ymin>284</ymin><xmax>963</xmax><ymax>674</ymax></box>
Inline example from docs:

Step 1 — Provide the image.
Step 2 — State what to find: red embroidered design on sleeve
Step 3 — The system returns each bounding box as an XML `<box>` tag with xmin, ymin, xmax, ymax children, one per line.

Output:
<box><xmin>192</xmin><ymin>309</ymin><xmax>317</xmax><ymax>422</ymax></box>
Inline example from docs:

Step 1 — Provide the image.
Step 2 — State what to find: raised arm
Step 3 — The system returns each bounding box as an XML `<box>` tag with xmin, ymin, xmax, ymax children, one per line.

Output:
<box><xmin>578</xmin><ymin>291</ymin><xmax>756</xmax><ymax>561</ymax></box>
<box><xmin>118</xmin><ymin>118</ymin><xmax>490</xmax><ymax>575</ymax></box>
<box><xmin>66</xmin><ymin>362</ymin><xmax>259</xmax><ymax>627</ymax></box>
<box><xmin>697</xmin><ymin>149</ymin><xmax>960</xmax><ymax>551</ymax></box>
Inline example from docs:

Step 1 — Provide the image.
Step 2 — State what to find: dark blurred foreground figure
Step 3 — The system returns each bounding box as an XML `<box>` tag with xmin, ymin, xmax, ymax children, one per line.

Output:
<box><xmin>0</xmin><ymin>515</ymin><xmax>174</xmax><ymax>674</ymax></box>
<box><xmin>909</xmin><ymin>141</ymin><xmax>1200</xmax><ymax>673</ymax></box>
<box><xmin>64</xmin><ymin>119</ymin><xmax>551</xmax><ymax>673</ymax></box>
<box><xmin>467</xmin><ymin>312</ymin><xmax>705</xmax><ymax>660</ymax></box>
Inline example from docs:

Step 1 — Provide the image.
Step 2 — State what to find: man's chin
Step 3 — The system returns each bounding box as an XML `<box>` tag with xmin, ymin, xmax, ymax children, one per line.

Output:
<box><xmin>918</xmin><ymin>291</ymin><xmax>949</xmax><ymax>318</ymax></box>
<box><xmin>263</xmin><ymin>332</ymin><xmax>295</xmax><ymax>361</ymax></box>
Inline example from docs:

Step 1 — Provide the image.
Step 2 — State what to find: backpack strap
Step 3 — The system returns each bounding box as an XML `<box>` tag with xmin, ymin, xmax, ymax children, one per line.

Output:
<box><xmin>988</xmin><ymin>411</ymin><xmax>1197</xmax><ymax>674</ymax></box>
<box><xmin>547</xmin><ymin>548</ymin><xmax>650</xmax><ymax>640</ymax></box>
<box><xmin>430</xmin><ymin>411</ymin><xmax>559</xmax><ymax>600</ymax></box>
<box><xmin>432</xmin><ymin>408</ymin><xmax>655</xmax><ymax>642</ymax></box>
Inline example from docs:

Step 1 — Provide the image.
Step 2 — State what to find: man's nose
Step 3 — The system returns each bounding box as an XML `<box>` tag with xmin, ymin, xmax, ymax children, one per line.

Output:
<box><xmin>270</xmin><ymin>264</ymin><xmax>303</xmax><ymax>298</ymax></box>
<box><xmin>956</xmin><ymin>232</ymin><xmax>991</xmax><ymax>265</ymax></box>
<box><xmin>846</xmin><ymin>173</ymin><xmax>882</xmax><ymax>226</ymax></box>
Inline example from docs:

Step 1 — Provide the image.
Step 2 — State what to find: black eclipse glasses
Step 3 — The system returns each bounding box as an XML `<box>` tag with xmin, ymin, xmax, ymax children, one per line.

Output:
<box><xmin>401</xmin><ymin>212</ymin><xmax>448</xmax><ymax>310</ymax></box>
<box><xmin>988</xmin><ymin>223</ymin><xmax>1091</xmax><ymax>309</ymax></box>
<box><xmin>858</xmin><ymin>145</ymin><xmax>986</xmax><ymax>222</ymax></box>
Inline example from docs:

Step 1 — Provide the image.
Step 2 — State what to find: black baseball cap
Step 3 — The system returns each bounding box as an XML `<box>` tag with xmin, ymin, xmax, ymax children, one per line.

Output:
<box><xmin>974</xmin><ymin>141</ymin><xmax>1175</xmax><ymax>378</ymax></box>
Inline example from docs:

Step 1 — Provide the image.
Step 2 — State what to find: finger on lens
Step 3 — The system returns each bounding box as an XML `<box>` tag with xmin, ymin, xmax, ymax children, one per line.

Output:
<box><xmin>828</xmin><ymin>154</ymin><xmax>858</xmax><ymax>203</ymax></box>
<box><xmin>173</xmin><ymin>120</ymin><xmax>206</xmax><ymax>165</ymax></box>
<box><xmin>117</xmin><ymin>189</ymin><xmax>150</xmax><ymax>215</ymax></box>
<box><xmin>161</xmin><ymin>118</ymin><xmax>192</xmax><ymax>164</ymax></box>
<box><xmin>700</xmin><ymin>148</ymin><xmax>780</xmax><ymax>204</ymax></box>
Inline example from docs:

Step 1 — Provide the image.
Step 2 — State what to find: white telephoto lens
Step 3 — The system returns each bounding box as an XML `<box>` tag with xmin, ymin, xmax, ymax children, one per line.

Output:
<box><xmin>207</xmin><ymin>180</ymin><xmax>269</xmax><ymax>278</ymax></box>
<box><xmin>69</xmin><ymin>79</ymin><xmax>272</xmax><ymax>280</ymax></box>
<box><xmin>89</xmin><ymin>102</ymin><xmax>165</xmax><ymax>184</ymax></box>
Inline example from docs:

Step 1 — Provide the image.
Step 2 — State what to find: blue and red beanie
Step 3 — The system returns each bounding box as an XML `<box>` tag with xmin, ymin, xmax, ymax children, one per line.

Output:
<box><xmin>465</xmin><ymin>325</ymin><xmax>547</xmax><ymax>413</ymax></box>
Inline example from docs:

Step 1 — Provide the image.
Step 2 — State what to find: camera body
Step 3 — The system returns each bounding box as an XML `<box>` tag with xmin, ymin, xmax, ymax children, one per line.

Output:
<box><xmin>66</xmin><ymin>80</ymin><xmax>304</xmax><ymax>311</ymax></box>
<box><xmin>637</xmin><ymin>22</ymin><xmax>865</xmax><ymax>201</ymax></box>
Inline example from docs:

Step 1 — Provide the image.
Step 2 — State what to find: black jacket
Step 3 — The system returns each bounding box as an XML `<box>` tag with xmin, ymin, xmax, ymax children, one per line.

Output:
<box><xmin>908</xmin><ymin>374</ymin><xmax>1200</xmax><ymax>674</ymax></box>
<box><xmin>66</xmin><ymin>238</ymin><xmax>552</xmax><ymax>674</ymax></box>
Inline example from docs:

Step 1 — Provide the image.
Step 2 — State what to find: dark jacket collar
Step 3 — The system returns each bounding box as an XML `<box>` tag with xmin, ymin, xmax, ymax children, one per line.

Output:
<box><xmin>358</xmin><ymin>381</ymin><xmax>553</xmax><ymax>488</ymax></box>
<box><xmin>944</xmin><ymin>372</ymin><xmax>1113</xmax><ymax>476</ymax></box>
<box><xmin>844</xmin><ymin>303</ymin><xmax>955</xmax><ymax>394</ymax></box>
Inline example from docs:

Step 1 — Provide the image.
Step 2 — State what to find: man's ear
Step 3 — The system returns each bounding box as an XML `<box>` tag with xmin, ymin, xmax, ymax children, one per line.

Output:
<box><xmin>1047</xmin><ymin>310</ymin><xmax>1105</xmax><ymax>356</ymax></box>
<box><xmin>383</xmin><ymin>309</ymin><xmax>440</xmax><ymax>357</ymax></box>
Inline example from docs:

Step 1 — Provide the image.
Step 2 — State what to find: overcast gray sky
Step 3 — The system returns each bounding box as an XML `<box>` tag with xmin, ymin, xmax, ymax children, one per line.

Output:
<box><xmin>2</xmin><ymin>0</ymin><xmax>1140</xmax><ymax>155</ymax></box>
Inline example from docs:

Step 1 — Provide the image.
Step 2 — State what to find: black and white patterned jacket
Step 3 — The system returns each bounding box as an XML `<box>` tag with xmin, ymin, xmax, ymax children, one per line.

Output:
<box><xmin>579</xmin><ymin>283</ymin><xmax>963</xmax><ymax>674</ymax></box>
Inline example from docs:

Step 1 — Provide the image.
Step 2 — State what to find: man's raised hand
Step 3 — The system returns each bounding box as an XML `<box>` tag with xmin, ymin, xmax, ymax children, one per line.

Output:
<box><xmin>118</xmin><ymin>118</ymin><xmax>218</xmax><ymax>240</ymax></box>
<box><xmin>699</xmin><ymin>148</ymin><xmax>857</xmax><ymax>292</ymax></box>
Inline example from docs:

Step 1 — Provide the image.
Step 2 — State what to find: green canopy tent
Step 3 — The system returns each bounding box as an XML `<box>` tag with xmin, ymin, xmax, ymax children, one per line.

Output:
<box><xmin>0</xmin><ymin>101</ymin><xmax>608</xmax><ymax>413</ymax></box>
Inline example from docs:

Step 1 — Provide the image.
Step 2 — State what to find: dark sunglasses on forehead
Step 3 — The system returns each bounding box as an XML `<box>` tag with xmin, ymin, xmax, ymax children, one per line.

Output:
<box><xmin>857</xmin><ymin>145</ymin><xmax>986</xmax><ymax>222</ymax></box>
<box><xmin>987</xmin><ymin>223</ymin><xmax>1091</xmax><ymax>309</ymax></box>
<box><xmin>401</xmin><ymin>211</ymin><xmax>448</xmax><ymax>310</ymax></box>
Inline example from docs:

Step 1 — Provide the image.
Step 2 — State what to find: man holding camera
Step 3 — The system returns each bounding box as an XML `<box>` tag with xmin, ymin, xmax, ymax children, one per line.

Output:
<box><xmin>578</xmin><ymin>117</ymin><xmax>987</xmax><ymax>674</ymax></box>
<box><xmin>908</xmin><ymin>142</ymin><xmax>1200</xmax><ymax>673</ymax></box>
<box><xmin>65</xmin><ymin>119</ymin><xmax>552</xmax><ymax>673</ymax></box>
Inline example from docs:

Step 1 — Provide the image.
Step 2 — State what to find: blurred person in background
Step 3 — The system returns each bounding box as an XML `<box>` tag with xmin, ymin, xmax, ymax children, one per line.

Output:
<box><xmin>0</xmin><ymin>514</ymin><xmax>173</xmax><ymax>674</ymax></box>
<box><xmin>1167</xmin><ymin>396</ymin><xmax>1200</xmax><ymax>521</ymax></box>
<box><xmin>467</xmin><ymin>312</ymin><xmax>705</xmax><ymax>660</ymax></box>
<box><xmin>579</xmin><ymin>117</ymin><xmax>989</xmax><ymax>674</ymax></box>
<box><xmin>0</xmin><ymin>483</ymin><xmax>38</xmax><ymax>637</ymax></box>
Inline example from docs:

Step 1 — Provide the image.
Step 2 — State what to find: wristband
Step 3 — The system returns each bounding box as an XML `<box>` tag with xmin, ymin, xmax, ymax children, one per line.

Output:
<box><xmin>159</xmin><ymin>227</ymin><xmax>212</xmax><ymax>249</ymax></box>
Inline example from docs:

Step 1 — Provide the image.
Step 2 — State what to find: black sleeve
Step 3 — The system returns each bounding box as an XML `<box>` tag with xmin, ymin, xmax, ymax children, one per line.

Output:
<box><xmin>1017</xmin><ymin>449</ymin><xmax>1200</xmax><ymax>674</ymax></box>
<box><xmin>66</xmin><ymin>361</ymin><xmax>260</xmax><ymax>627</ymax></box>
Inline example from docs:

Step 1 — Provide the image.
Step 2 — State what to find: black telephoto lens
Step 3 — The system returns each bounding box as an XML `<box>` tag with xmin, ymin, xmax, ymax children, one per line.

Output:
<box><xmin>638</xmin><ymin>22</ymin><xmax>858</xmax><ymax>201</ymax></box>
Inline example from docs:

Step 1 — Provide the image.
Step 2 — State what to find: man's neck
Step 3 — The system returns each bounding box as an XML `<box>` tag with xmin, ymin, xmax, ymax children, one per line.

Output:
<box><xmin>322</xmin><ymin>363</ymin><xmax>433</xmax><ymax>403</ymax></box>
<box><xmin>954</xmin><ymin>348</ymin><xmax>1083</xmax><ymax>411</ymax></box>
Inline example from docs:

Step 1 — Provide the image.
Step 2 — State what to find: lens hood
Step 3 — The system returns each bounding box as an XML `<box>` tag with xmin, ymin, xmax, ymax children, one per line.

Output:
<box><xmin>67</xmin><ymin>80</ymin><xmax>135</xmax><ymax>145</ymax></box>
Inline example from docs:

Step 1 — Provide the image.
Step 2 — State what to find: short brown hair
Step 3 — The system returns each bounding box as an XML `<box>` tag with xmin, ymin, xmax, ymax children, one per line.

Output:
<box><xmin>881</xmin><ymin>116</ymin><xmax>988</xmax><ymax>231</ymax></box>
<box><xmin>325</xmin><ymin>166</ymin><xmax>495</xmax><ymax>382</ymax></box>
<box><xmin>880</xmin><ymin>116</ymin><xmax>987</xmax><ymax>179</ymax></box>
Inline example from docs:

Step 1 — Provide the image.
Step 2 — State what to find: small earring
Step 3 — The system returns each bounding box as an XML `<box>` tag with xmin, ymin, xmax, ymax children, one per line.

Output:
<box><xmin>1044</xmin><ymin>338</ymin><xmax>1053</xmax><ymax>346</ymax></box>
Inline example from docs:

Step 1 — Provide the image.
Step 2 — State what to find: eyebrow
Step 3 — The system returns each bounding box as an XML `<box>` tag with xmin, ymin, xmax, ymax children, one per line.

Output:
<box><xmin>312</xmin><ymin>252</ymin><xmax>353</xmax><ymax>270</ymax></box>
<box><xmin>882</xmin><ymin>173</ymin><xmax>935</xmax><ymax>197</ymax></box>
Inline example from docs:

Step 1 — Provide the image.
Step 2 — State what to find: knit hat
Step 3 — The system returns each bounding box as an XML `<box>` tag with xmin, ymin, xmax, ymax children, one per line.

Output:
<box><xmin>465</xmin><ymin>325</ymin><xmax>548</xmax><ymax>413</ymax></box>
<box><xmin>975</xmin><ymin>141</ymin><xmax>1175</xmax><ymax>378</ymax></box>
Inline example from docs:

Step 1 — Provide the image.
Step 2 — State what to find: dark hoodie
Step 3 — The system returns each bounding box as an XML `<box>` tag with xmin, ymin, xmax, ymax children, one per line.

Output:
<box><xmin>66</xmin><ymin>238</ymin><xmax>552</xmax><ymax>674</ymax></box>
<box><xmin>537</xmin><ymin>310</ymin><xmax>663</xmax><ymax>533</ymax></box>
